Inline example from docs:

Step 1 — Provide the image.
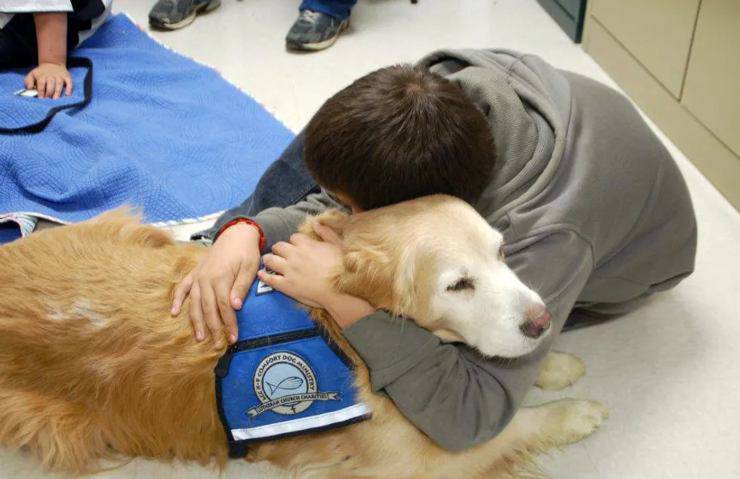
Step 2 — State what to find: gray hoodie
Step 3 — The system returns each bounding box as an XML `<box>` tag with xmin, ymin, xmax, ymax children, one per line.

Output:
<box><xmin>207</xmin><ymin>49</ymin><xmax>697</xmax><ymax>450</ymax></box>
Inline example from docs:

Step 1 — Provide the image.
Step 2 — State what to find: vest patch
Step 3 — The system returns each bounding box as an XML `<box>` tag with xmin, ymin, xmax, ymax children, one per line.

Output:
<box><xmin>249</xmin><ymin>351</ymin><xmax>338</xmax><ymax>417</ymax></box>
<box><xmin>255</xmin><ymin>279</ymin><xmax>273</xmax><ymax>295</ymax></box>
<box><xmin>215</xmin><ymin>271</ymin><xmax>371</xmax><ymax>457</ymax></box>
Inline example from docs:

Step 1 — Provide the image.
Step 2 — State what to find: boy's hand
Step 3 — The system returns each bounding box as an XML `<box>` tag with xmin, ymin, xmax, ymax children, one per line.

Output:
<box><xmin>171</xmin><ymin>223</ymin><xmax>261</xmax><ymax>344</ymax></box>
<box><xmin>259</xmin><ymin>223</ymin><xmax>375</xmax><ymax>329</ymax></box>
<box><xmin>24</xmin><ymin>62</ymin><xmax>73</xmax><ymax>99</ymax></box>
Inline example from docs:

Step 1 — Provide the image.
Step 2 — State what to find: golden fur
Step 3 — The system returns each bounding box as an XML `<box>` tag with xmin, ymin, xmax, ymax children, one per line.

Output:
<box><xmin>0</xmin><ymin>195</ymin><xmax>606</xmax><ymax>478</ymax></box>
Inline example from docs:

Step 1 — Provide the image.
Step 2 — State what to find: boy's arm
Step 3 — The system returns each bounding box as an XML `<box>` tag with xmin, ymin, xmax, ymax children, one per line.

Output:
<box><xmin>204</xmin><ymin>189</ymin><xmax>343</xmax><ymax>251</ymax></box>
<box><xmin>343</xmin><ymin>229</ymin><xmax>594</xmax><ymax>450</ymax></box>
<box><xmin>251</xmin><ymin>190</ymin><xmax>345</xmax><ymax>251</ymax></box>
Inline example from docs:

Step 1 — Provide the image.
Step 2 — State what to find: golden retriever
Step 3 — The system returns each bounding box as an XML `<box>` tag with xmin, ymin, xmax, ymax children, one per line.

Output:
<box><xmin>0</xmin><ymin>194</ymin><xmax>606</xmax><ymax>478</ymax></box>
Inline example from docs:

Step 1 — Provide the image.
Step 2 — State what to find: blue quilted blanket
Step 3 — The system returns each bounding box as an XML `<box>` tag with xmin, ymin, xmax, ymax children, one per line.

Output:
<box><xmin>0</xmin><ymin>14</ymin><xmax>293</xmax><ymax>243</ymax></box>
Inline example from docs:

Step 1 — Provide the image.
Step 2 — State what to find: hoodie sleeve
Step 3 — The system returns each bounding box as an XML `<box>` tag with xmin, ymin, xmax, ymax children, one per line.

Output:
<box><xmin>251</xmin><ymin>190</ymin><xmax>344</xmax><ymax>251</ymax></box>
<box><xmin>343</xmin><ymin>229</ymin><xmax>594</xmax><ymax>450</ymax></box>
<box><xmin>200</xmin><ymin>189</ymin><xmax>343</xmax><ymax>252</ymax></box>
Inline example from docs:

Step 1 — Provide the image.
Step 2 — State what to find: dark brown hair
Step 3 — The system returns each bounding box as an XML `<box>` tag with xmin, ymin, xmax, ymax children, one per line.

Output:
<box><xmin>304</xmin><ymin>64</ymin><xmax>495</xmax><ymax>210</ymax></box>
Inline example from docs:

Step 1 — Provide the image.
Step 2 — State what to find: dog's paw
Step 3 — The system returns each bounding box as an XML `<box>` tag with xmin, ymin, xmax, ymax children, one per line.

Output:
<box><xmin>535</xmin><ymin>351</ymin><xmax>586</xmax><ymax>390</ymax></box>
<box><xmin>546</xmin><ymin>399</ymin><xmax>608</xmax><ymax>445</ymax></box>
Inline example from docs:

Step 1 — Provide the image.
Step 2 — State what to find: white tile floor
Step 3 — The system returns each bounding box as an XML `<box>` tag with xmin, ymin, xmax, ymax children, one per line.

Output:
<box><xmin>4</xmin><ymin>0</ymin><xmax>740</xmax><ymax>478</ymax></box>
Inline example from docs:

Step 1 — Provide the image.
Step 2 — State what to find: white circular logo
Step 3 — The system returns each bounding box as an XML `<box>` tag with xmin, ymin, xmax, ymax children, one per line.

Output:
<box><xmin>250</xmin><ymin>352</ymin><xmax>318</xmax><ymax>416</ymax></box>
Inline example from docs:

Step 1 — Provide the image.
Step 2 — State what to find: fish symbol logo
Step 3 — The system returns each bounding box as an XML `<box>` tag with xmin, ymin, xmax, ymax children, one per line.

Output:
<box><xmin>266</xmin><ymin>376</ymin><xmax>304</xmax><ymax>395</ymax></box>
<box><xmin>248</xmin><ymin>351</ymin><xmax>339</xmax><ymax>417</ymax></box>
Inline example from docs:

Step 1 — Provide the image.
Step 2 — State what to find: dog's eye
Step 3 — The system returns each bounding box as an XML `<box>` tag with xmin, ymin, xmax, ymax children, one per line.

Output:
<box><xmin>446</xmin><ymin>277</ymin><xmax>475</xmax><ymax>292</ymax></box>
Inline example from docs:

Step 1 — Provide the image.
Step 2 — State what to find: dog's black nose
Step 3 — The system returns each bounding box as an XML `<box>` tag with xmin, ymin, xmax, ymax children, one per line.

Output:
<box><xmin>520</xmin><ymin>309</ymin><xmax>552</xmax><ymax>339</ymax></box>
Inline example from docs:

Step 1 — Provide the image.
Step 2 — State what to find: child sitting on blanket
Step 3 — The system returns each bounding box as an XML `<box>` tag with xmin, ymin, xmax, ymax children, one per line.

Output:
<box><xmin>172</xmin><ymin>51</ymin><xmax>697</xmax><ymax>450</ymax></box>
<box><xmin>0</xmin><ymin>0</ymin><xmax>111</xmax><ymax>99</ymax></box>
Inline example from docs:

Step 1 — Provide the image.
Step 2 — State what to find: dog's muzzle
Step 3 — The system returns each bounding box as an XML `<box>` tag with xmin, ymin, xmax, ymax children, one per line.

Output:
<box><xmin>519</xmin><ymin>308</ymin><xmax>552</xmax><ymax>339</ymax></box>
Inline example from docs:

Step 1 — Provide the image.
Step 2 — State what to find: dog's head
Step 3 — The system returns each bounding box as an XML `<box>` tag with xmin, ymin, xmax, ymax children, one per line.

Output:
<box><xmin>312</xmin><ymin>194</ymin><xmax>551</xmax><ymax>359</ymax></box>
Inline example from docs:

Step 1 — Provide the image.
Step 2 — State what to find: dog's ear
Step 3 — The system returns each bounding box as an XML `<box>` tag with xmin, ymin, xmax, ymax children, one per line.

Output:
<box><xmin>333</xmin><ymin>240</ymin><xmax>395</xmax><ymax>309</ymax></box>
<box><xmin>333</xmin><ymin>236</ymin><xmax>419</xmax><ymax>317</ymax></box>
<box><xmin>298</xmin><ymin>209</ymin><xmax>350</xmax><ymax>239</ymax></box>
<box><xmin>317</xmin><ymin>209</ymin><xmax>350</xmax><ymax>237</ymax></box>
<box><xmin>390</xmin><ymin>247</ymin><xmax>417</xmax><ymax>318</ymax></box>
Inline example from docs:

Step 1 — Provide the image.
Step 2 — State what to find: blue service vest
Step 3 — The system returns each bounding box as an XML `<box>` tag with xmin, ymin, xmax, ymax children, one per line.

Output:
<box><xmin>214</xmin><ymin>276</ymin><xmax>371</xmax><ymax>458</ymax></box>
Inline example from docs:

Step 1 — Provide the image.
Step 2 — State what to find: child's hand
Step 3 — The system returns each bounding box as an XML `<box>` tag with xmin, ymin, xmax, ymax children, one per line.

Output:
<box><xmin>24</xmin><ymin>62</ymin><xmax>73</xmax><ymax>99</ymax></box>
<box><xmin>171</xmin><ymin>223</ymin><xmax>262</xmax><ymax>345</ymax></box>
<box><xmin>259</xmin><ymin>223</ymin><xmax>375</xmax><ymax>328</ymax></box>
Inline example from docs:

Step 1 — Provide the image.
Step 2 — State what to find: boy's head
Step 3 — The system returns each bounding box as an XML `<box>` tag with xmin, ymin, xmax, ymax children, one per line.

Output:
<box><xmin>304</xmin><ymin>65</ymin><xmax>495</xmax><ymax>212</ymax></box>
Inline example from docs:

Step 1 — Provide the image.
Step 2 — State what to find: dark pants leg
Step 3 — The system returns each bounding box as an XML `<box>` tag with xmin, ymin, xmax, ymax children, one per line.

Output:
<box><xmin>299</xmin><ymin>0</ymin><xmax>358</xmax><ymax>20</ymax></box>
<box><xmin>0</xmin><ymin>13</ymin><xmax>38</xmax><ymax>68</ymax></box>
<box><xmin>193</xmin><ymin>131</ymin><xmax>319</xmax><ymax>241</ymax></box>
<box><xmin>237</xmin><ymin>131</ymin><xmax>317</xmax><ymax>214</ymax></box>
<box><xmin>0</xmin><ymin>1</ymin><xmax>105</xmax><ymax>69</ymax></box>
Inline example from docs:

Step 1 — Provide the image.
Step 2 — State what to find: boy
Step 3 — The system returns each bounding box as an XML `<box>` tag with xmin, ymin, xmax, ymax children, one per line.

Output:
<box><xmin>172</xmin><ymin>50</ymin><xmax>697</xmax><ymax>450</ymax></box>
<box><xmin>0</xmin><ymin>0</ymin><xmax>112</xmax><ymax>98</ymax></box>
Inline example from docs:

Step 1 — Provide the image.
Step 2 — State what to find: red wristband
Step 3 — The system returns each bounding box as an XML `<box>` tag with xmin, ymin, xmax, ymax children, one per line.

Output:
<box><xmin>215</xmin><ymin>218</ymin><xmax>265</xmax><ymax>252</ymax></box>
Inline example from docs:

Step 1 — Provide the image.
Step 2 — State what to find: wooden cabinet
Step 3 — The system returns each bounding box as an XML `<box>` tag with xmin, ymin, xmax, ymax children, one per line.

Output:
<box><xmin>537</xmin><ymin>0</ymin><xmax>588</xmax><ymax>42</ymax></box>
<box><xmin>591</xmin><ymin>0</ymin><xmax>700</xmax><ymax>97</ymax></box>
<box><xmin>584</xmin><ymin>0</ymin><xmax>740</xmax><ymax>210</ymax></box>
<box><xmin>682</xmin><ymin>0</ymin><xmax>740</xmax><ymax>156</ymax></box>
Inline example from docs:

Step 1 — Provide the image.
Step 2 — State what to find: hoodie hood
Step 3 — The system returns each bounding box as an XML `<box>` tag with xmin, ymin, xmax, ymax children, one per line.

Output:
<box><xmin>416</xmin><ymin>49</ymin><xmax>572</xmax><ymax>226</ymax></box>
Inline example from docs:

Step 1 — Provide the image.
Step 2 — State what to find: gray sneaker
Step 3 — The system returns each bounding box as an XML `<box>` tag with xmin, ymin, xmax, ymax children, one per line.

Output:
<box><xmin>286</xmin><ymin>10</ymin><xmax>349</xmax><ymax>51</ymax></box>
<box><xmin>149</xmin><ymin>0</ymin><xmax>221</xmax><ymax>30</ymax></box>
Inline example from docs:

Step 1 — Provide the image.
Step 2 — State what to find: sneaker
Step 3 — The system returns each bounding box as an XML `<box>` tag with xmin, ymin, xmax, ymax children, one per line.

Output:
<box><xmin>149</xmin><ymin>0</ymin><xmax>221</xmax><ymax>30</ymax></box>
<box><xmin>286</xmin><ymin>10</ymin><xmax>349</xmax><ymax>51</ymax></box>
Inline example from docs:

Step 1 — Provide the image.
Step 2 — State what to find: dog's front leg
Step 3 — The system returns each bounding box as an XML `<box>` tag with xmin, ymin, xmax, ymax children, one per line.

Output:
<box><xmin>429</xmin><ymin>398</ymin><xmax>607</xmax><ymax>479</ymax></box>
<box><xmin>500</xmin><ymin>399</ymin><xmax>608</xmax><ymax>451</ymax></box>
<box><xmin>534</xmin><ymin>351</ymin><xmax>586</xmax><ymax>390</ymax></box>
<box><xmin>470</xmin><ymin>399</ymin><xmax>608</xmax><ymax>477</ymax></box>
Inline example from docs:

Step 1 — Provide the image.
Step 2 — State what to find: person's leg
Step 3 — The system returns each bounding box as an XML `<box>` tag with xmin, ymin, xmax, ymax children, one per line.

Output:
<box><xmin>0</xmin><ymin>14</ymin><xmax>38</xmax><ymax>68</ymax></box>
<box><xmin>236</xmin><ymin>131</ymin><xmax>318</xmax><ymax>215</ymax></box>
<box><xmin>66</xmin><ymin>0</ymin><xmax>109</xmax><ymax>47</ymax></box>
<box><xmin>191</xmin><ymin>131</ymin><xmax>320</xmax><ymax>242</ymax></box>
<box><xmin>300</xmin><ymin>0</ymin><xmax>357</xmax><ymax>21</ymax></box>
<box><xmin>286</xmin><ymin>0</ymin><xmax>357</xmax><ymax>51</ymax></box>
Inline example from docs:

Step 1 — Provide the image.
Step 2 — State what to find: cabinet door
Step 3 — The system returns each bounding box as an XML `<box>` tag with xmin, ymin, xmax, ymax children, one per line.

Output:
<box><xmin>537</xmin><ymin>0</ymin><xmax>588</xmax><ymax>42</ymax></box>
<box><xmin>682</xmin><ymin>0</ymin><xmax>740</xmax><ymax>157</ymax></box>
<box><xmin>590</xmin><ymin>0</ymin><xmax>700</xmax><ymax>97</ymax></box>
